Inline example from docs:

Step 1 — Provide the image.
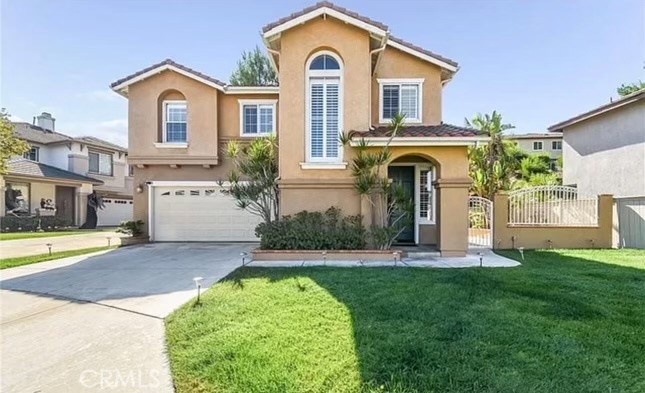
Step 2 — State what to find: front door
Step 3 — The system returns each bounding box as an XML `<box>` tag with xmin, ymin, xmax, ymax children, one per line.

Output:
<box><xmin>388</xmin><ymin>166</ymin><xmax>415</xmax><ymax>243</ymax></box>
<box><xmin>55</xmin><ymin>186</ymin><xmax>75</xmax><ymax>226</ymax></box>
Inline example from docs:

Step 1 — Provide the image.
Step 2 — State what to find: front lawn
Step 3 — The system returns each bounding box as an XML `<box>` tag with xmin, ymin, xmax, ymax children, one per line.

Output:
<box><xmin>0</xmin><ymin>229</ymin><xmax>107</xmax><ymax>241</ymax></box>
<box><xmin>166</xmin><ymin>249</ymin><xmax>645</xmax><ymax>393</ymax></box>
<box><xmin>0</xmin><ymin>246</ymin><xmax>116</xmax><ymax>269</ymax></box>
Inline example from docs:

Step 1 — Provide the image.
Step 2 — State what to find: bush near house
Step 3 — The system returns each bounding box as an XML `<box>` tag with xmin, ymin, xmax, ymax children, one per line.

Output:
<box><xmin>255</xmin><ymin>207</ymin><xmax>365</xmax><ymax>250</ymax></box>
<box><xmin>0</xmin><ymin>215</ymin><xmax>74</xmax><ymax>232</ymax></box>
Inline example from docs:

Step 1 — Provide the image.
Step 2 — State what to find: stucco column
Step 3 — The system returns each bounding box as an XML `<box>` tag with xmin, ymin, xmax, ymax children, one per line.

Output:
<box><xmin>434</xmin><ymin>178</ymin><xmax>471</xmax><ymax>257</ymax></box>
<box><xmin>76</xmin><ymin>183</ymin><xmax>93</xmax><ymax>226</ymax></box>
<box><xmin>597</xmin><ymin>194</ymin><xmax>614</xmax><ymax>248</ymax></box>
<box><xmin>492</xmin><ymin>193</ymin><xmax>509</xmax><ymax>249</ymax></box>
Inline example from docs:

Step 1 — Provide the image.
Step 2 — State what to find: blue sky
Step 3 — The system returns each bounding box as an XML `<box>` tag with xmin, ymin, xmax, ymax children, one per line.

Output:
<box><xmin>1</xmin><ymin>0</ymin><xmax>643</xmax><ymax>147</ymax></box>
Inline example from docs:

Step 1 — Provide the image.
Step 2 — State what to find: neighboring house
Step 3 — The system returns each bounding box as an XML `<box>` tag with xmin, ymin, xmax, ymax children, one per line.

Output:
<box><xmin>1</xmin><ymin>113</ymin><xmax>134</xmax><ymax>227</ymax></box>
<box><xmin>110</xmin><ymin>1</ymin><xmax>488</xmax><ymax>256</ymax></box>
<box><xmin>503</xmin><ymin>132</ymin><xmax>563</xmax><ymax>170</ymax></box>
<box><xmin>548</xmin><ymin>90</ymin><xmax>645</xmax><ymax>198</ymax></box>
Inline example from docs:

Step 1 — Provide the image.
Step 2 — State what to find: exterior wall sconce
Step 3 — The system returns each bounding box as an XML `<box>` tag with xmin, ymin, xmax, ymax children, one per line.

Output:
<box><xmin>135</xmin><ymin>184</ymin><xmax>144</xmax><ymax>194</ymax></box>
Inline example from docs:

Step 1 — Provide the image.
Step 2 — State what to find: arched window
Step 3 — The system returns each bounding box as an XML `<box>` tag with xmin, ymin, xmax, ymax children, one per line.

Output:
<box><xmin>158</xmin><ymin>90</ymin><xmax>187</xmax><ymax>144</ymax></box>
<box><xmin>306</xmin><ymin>52</ymin><xmax>343</xmax><ymax>162</ymax></box>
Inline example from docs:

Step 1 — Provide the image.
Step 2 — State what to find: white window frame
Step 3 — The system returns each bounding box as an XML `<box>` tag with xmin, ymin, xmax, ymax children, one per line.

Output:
<box><xmin>88</xmin><ymin>149</ymin><xmax>113</xmax><ymax>176</ymax></box>
<box><xmin>24</xmin><ymin>146</ymin><xmax>39</xmax><ymax>162</ymax></box>
<box><xmin>378</xmin><ymin>78</ymin><xmax>424</xmax><ymax>124</ymax></box>
<box><xmin>162</xmin><ymin>100</ymin><xmax>188</xmax><ymax>144</ymax></box>
<box><xmin>551</xmin><ymin>140</ymin><xmax>562</xmax><ymax>150</ymax></box>
<box><xmin>238</xmin><ymin>99</ymin><xmax>277</xmax><ymax>137</ymax></box>
<box><xmin>305</xmin><ymin>50</ymin><xmax>344</xmax><ymax>164</ymax></box>
<box><xmin>533</xmin><ymin>141</ymin><xmax>544</xmax><ymax>151</ymax></box>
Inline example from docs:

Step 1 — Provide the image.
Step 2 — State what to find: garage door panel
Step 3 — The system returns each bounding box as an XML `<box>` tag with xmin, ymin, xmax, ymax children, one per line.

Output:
<box><xmin>152</xmin><ymin>186</ymin><xmax>261</xmax><ymax>242</ymax></box>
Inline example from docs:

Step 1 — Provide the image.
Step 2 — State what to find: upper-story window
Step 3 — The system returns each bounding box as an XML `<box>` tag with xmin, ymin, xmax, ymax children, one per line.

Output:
<box><xmin>23</xmin><ymin>147</ymin><xmax>39</xmax><ymax>162</ymax></box>
<box><xmin>306</xmin><ymin>52</ymin><xmax>343</xmax><ymax>163</ymax></box>
<box><xmin>239</xmin><ymin>100</ymin><xmax>277</xmax><ymax>137</ymax></box>
<box><xmin>533</xmin><ymin>141</ymin><xmax>543</xmax><ymax>151</ymax></box>
<box><xmin>552</xmin><ymin>140</ymin><xmax>562</xmax><ymax>150</ymax></box>
<box><xmin>89</xmin><ymin>150</ymin><xmax>113</xmax><ymax>176</ymax></box>
<box><xmin>378</xmin><ymin>79</ymin><xmax>424</xmax><ymax>124</ymax></box>
<box><xmin>163</xmin><ymin>101</ymin><xmax>187</xmax><ymax>143</ymax></box>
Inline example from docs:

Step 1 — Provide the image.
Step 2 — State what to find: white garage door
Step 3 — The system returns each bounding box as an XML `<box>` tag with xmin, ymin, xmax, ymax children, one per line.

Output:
<box><xmin>98</xmin><ymin>198</ymin><xmax>133</xmax><ymax>226</ymax></box>
<box><xmin>151</xmin><ymin>185</ymin><xmax>262</xmax><ymax>242</ymax></box>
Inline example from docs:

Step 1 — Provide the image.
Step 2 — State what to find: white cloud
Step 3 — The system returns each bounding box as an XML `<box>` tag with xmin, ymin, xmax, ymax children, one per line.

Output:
<box><xmin>64</xmin><ymin>118</ymin><xmax>128</xmax><ymax>148</ymax></box>
<box><xmin>76</xmin><ymin>89</ymin><xmax>120</xmax><ymax>102</ymax></box>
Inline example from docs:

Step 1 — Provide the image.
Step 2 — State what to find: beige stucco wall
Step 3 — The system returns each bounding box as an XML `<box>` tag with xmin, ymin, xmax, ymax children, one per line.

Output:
<box><xmin>29</xmin><ymin>182</ymin><xmax>56</xmax><ymax>214</ymax></box>
<box><xmin>562</xmin><ymin>101</ymin><xmax>645</xmax><ymax>198</ymax></box>
<box><xmin>493</xmin><ymin>193</ymin><xmax>614</xmax><ymax>249</ymax></box>
<box><xmin>127</xmin><ymin>70</ymin><xmax>220</xmax><ymax>164</ymax></box>
<box><xmin>218</xmin><ymin>94</ymin><xmax>279</xmax><ymax>141</ymax></box>
<box><xmin>372</xmin><ymin>46</ymin><xmax>443</xmax><ymax>126</ymax></box>
<box><xmin>510</xmin><ymin>137</ymin><xmax>563</xmax><ymax>160</ymax></box>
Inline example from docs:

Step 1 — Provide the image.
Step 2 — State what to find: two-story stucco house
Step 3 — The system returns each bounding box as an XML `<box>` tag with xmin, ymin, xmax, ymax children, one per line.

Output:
<box><xmin>110</xmin><ymin>2</ymin><xmax>488</xmax><ymax>256</ymax></box>
<box><xmin>503</xmin><ymin>132</ymin><xmax>563</xmax><ymax>170</ymax></box>
<box><xmin>2</xmin><ymin>113</ymin><xmax>134</xmax><ymax>227</ymax></box>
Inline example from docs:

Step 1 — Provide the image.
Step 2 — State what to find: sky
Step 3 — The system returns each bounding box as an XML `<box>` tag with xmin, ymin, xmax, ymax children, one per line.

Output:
<box><xmin>1</xmin><ymin>0</ymin><xmax>643</xmax><ymax>147</ymax></box>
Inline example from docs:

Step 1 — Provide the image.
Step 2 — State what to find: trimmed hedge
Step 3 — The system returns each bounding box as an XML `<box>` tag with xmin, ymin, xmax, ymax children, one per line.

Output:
<box><xmin>0</xmin><ymin>215</ymin><xmax>74</xmax><ymax>232</ymax></box>
<box><xmin>256</xmin><ymin>207</ymin><xmax>366</xmax><ymax>250</ymax></box>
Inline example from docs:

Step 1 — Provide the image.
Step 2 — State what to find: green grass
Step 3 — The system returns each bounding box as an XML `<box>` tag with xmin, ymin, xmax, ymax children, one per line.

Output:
<box><xmin>0</xmin><ymin>229</ymin><xmax>108</xmax><ymax>241</ymax></box>
<box><xmin>166</xmin><ymin>249</ymin><xmax>645</xmax><ymax>393</ymax></box>
<box><xmin>0</xmin><ymin>246</ymin><xmax>116</xmax><ymax>269</ymax></box>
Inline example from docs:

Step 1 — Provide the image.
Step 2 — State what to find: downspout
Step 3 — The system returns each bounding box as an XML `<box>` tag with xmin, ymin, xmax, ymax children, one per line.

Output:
<box><xmin>369</xmin><ymin>32</ymin><xmax>390</xmax><ymax>129</ymax></box>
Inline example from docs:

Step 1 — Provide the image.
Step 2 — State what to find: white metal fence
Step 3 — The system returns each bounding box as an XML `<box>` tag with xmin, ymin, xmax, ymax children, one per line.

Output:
<box><xmin>469</xmin><ymin>196</ymin><xmax>493</xmax><ymax>247</ymax></box>
<box><xmin>508</xmin><ymin>186</ymin><xmax>598</xmax><ymax>226</ymax></box>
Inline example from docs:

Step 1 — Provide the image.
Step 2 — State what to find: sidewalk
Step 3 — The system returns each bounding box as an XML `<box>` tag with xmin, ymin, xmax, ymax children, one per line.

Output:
<box><xmin>0</xmin><ymin>231</ymin><xmax>125</xmax><ymax>259</ymax></box>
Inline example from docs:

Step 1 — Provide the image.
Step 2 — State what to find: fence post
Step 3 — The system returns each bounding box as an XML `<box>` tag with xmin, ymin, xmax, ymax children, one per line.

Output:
<box><xmin>492</xmin><ymin>192</ymin><xmax>509</xmax><ymax>249</ymax></box>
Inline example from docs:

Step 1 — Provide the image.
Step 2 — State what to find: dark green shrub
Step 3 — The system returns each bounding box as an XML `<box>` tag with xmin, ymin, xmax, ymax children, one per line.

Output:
<box><xmin>0</xmin><ymin>215</ymin><xmax>73</xmax><ymax>232</ymax></box>
<box><xmin>116</xmin><ymin>220</ymin><xmax>145</xmax><ymax>237</ymax></box>
<box><xmin>255</xmin><ymin>207</ymin><xmax>366</xmax><ymax>250</ymax></box>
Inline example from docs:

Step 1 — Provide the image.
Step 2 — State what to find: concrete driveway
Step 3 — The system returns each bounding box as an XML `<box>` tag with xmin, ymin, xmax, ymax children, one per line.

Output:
<box><xmin>0</xmin><ymin>243</ymin><xmax>252</xmax><ymax>393</ymax></box>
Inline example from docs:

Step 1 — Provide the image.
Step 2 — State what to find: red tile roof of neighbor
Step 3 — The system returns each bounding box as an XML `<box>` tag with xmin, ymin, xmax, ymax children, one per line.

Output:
<box><xmin>355</xmin><ymin>124</ymin><xmax>486</xmax><ymax>138</ymax></box>
<box><xmin>110</xmin><ymin>59</ymin><xmax>227</xmax><ymax>89</ymax></box>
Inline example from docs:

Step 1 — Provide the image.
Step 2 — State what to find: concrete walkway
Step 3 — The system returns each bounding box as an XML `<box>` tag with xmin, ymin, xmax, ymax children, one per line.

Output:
<box><xmin>0</xmin><ymin>243</ymin><xmax>252</xmax><ymax>393</ymax></box>
<box><xmin>0</xmin><ymin>231</ymin><xmax>125</xmax><ymax>259</ymax></box>
<box><xmin>248</xmin><ymin>249</ymin><xmax>521</xmax><ymax>268</ymax></box>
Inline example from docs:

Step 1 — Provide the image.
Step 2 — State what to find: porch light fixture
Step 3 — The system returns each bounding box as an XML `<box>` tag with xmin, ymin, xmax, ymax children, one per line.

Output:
<box><xmin>46</xmin><ymin>243</ymin><xmax>53</xmax><ymax>256</ymax></box>
<box><xmin>193</xmin><ymin>276</ymin><xmax>204</xmax><ymax>302</ymax></box>
<box><xmin>518</xmin><ymin>247</ymin><xmax>525</xmax><ymax>261</ymax></box>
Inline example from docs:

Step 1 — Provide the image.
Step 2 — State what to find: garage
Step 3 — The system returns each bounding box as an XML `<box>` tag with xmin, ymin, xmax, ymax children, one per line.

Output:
<box><xmin>97</xmin><ymin>198</ymin><xmax>133</xmax><ymax>226</ymax></box>
<box><xmin>150</xmin><ymin>183</ymin><xmax>262</xmax><ymax>242</ymax></box>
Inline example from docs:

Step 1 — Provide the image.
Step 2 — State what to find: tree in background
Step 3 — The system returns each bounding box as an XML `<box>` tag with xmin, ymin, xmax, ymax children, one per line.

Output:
<box><xmin>617</xmin><ymin>81</ymin><xmax>645</xmax><ymax>96</ymax></box>
<box><xmin>229</xmin><ymin>46</ymin><xmax>278</xmax><ymax>86</ymax></box>
<box><xmin>220</xmin><ymin>135</ymin><xmax>279</xmax><ymax>224</ymax></box>
<box><xmin>0</xmin><ymin>109</ymin><xmax>29</xmax><ymax>175</ymax></box>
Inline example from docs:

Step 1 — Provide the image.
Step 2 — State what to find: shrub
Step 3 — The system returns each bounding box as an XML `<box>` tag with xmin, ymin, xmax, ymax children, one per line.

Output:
<box><xmin>255</xmin><ymin>207</ymin><xmax>366</xmax><ymax>250</ymax></box>
<box><xmin>116</xmin><ymin>220</ymin><xmax>145</xmax><ymax>237</ymax></box>
<box><xmin>0</xmin><ymin>215</ymin><xmax>73</xmax><ymax>232</ymax></box>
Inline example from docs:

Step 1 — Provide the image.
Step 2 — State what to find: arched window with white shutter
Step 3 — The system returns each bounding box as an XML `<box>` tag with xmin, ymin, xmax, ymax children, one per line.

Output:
<box><xmin>305</xmin><ymin>51</ymin><xmax>343</xmax><ymax>163</ymax></box>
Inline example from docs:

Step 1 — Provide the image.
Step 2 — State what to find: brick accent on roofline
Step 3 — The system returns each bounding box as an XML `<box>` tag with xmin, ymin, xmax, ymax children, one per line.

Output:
<box><xmin>353</xmin><ymin>123</ymin><xmax>486</xmax><ymax>138</ymax></box>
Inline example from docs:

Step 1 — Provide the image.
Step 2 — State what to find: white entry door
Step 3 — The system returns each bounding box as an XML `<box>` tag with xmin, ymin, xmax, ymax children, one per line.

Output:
<box><xmin>151</xmin><ymin>185</ymin><xmax>262</xmax><ymax>242</ymax></box>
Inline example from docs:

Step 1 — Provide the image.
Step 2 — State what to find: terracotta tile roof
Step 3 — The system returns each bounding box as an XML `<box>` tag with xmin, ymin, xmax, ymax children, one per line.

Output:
<box><xmin>110</xmin><ymin>59</ymin><xmax>227</xmax><ymax>89</ymax></box>
<box><xmin>388</xmin><ymin>35</ymin><xmax>458</xmax><ymax>68</ymax></box>
<box><xmin>8</xmin><ymin>157</ymin><xmax>104</xmax><ymax>185</ymax></box>
<box><xmin>262</xmin><ymin>1</ymin><xmax>388</xmax><ymax>33</ymax></box>
<box><xmin>355</xmin><ymin>123</ymin><xmax>486</xmax><ymax>138</ymax></box>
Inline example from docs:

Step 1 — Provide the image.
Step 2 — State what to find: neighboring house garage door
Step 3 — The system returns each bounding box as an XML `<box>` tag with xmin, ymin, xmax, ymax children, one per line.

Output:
<box><xmin>98</xmin><ymin>198</ymin><xmax>133</xmax><ymax>226</ymax></box>
<box><xmin>151</xmin><ymin>185</ymin><xmax>261</xmax><ymax>242</ymax></box>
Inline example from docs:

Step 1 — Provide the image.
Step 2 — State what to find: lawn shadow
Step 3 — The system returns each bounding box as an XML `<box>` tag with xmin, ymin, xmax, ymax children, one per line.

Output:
<box><xmin>224</xmin><ymin>251</ymin><xmax>645</xmax><ymax>392</ymax></box>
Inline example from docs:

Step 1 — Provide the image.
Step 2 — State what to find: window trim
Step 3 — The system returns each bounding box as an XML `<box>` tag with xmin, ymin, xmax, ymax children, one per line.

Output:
<box><xmin>24</xmin><ymin>146</ymin><xmax>40</xmax><ymax>162</ymax></box>
<box><xmin>88</xmin><ymin>149</ymin><xmax>114</xmax><ymax>177</ymax></box>
<box><xmin>533</xmin><ymin>141</ymin><xmax>544</xmax><ymax>151</ymax></box>
<box><xmin>162</xmin><ymin>100</ymin><xmax>188</xmax><ymax>144</ymax></box>
<box><xmin>305</xmin><ymin>50</ymin><xmax>344</xmax><ymax>164</ymax></box>
<box><xmin>377</xmin><ymin>78</ymin><xmax>424</xmax><ymax>124</ymax></box>
<box><xmin>551</xmin><ymin>140</ymin><xmax>562</xmax><ymax>150</ymax></box>
<box><xmin>238</xmin><ymin>99</ymin><xmax>278</xmax><ymax>137</ymax></box>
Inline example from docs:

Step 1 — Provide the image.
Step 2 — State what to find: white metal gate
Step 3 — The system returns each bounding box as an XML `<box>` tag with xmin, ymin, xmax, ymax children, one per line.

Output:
<box><xmin>469</xmin><ymin>196</ymin><xmax>493</xmax><ymax>248</ymax></box>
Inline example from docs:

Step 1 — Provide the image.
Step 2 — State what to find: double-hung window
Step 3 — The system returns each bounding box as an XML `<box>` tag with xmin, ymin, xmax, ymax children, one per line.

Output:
<box><xmin>164</xmin><ymin>101</ymin><xmax>187</xmax><ymax>143</ymax></box>
<box><xmin>239</xmin><ymin>100</ymin><xmax>276</xmax><ymax>136</ymax></box>
<box><xmin>552</xmin><ymin>140</ymin><xmax>562</xmax><ymax>150</ymax></box>
<box><xmin>379</xmin><ymin>79</ymin><xmax>423</xmax><ymax>123</ymax></box>
<box><xmin>89</xmin><ymin>150</ymin><xmax>113</xmax><ymax>176</ymax></box>
<box><xmin>533</xmin><ymin>141</ymin><xmax>543</xmax><ymax>151</ymax></box>
<box><xmin>307</xmin><ymin>53</ymin><xmax>342</xmax><ymax>163</ymax></box>
<box><xmin>23</xmin><ymin>147</ymin><xmax>39</xmax><ymax>162</ymax></box>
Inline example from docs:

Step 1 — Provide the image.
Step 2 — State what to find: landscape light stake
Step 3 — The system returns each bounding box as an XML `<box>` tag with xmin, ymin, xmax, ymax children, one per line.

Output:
<box><xmin>193</xmin><ymin>277</ymin><xmax>204</xmax><ymax>303</ymax></box>
<box><xmin>240</xmin><ymin>252</ymin><xmax>248</xmax><ymax>266</ymax></box>
<box><xmin>322</xmin><ymin>251</ymin><xmax>327</xmax><ymax>266</ymax></box>
<box><xmin>393</xmin><ymin>251</ymin><xmax>398</xmax><ymax>267</ymax></box>
<box><xmin>478</xmin><ymin>252</ymin><xmax>484</xmax><ymax>268</ymax></box>
<box><xmin>518</xmin><ymin>247</ymin><xmax>525</xmax><ymax>261</ymax></box>
<box><xmin>589</xmin><ymin>239</ymin><xmax>595</xmax><ymax>248</ymax></box>
<box><xmin>511</xmin><ymin>235</ymin><xmax>517</xmax><ymax>249</ymax></box>
<box><xmin>106</xmin><ymin>236</ymin><xmax>112</xmax><ymax>247</ymax></box>
<box><xmin>46</xmin><ymin>243</ymin><xmax>52</xmax><ymax>256</ymax></box>
<box><xmin>547</xmin><ymin>239</ymin><xmax>553</xmax><ymax>249</ymax></box>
